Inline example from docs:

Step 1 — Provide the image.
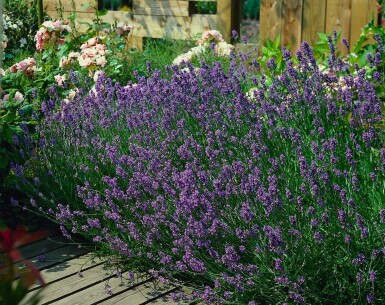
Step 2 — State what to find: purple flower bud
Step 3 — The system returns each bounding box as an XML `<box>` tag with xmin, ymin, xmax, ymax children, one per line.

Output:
<box><xmin>232</xmin><ymin>30</ymin><xmax>238</xmax><ymax>40</ymax></box>
<box><xmin>356</xmin><ymin>272</ymin><xmax>363</xmax><ymax>284</ymax></box>
<box><xmin>367</xmin><ymin>293</ymin><xmax>374</xmax><ymax>304</ymax></box>
<box><xmin>369</xmin><ymin>270</ymin><xmax>376</xmax><ymax>282</ymax></box>
<box><xmin>380</xmin><ymin>209</ymin><xmax>385</xmax><ymax>224</ymax></box>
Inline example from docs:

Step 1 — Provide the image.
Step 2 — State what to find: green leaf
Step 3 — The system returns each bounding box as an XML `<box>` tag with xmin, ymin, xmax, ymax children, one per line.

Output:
<box><xmin>97</xmin><ymin>8</ymin><xmax>108</xmax><ymax>16</ymax></box>
<box><xmin>265</xmin><ymin>39</ymin><xmax>272</xmax><ymax>49</ymax></box>
<box><xmin>1</xmin><ymin>111</ymin><xmax>17</xmax><ymax>123</ymax></box>
<box><xmin>81</xmin><ymin>2</ymin><xmax>90</xmax><ymax>10</ymax></box>
<box><xmin>5</xmin><ymin>126</ymin><xmax>22</xmax><ymax>143</ymax></box>
<box><xmin>273</xmin><ymin>35</ymin><xmax>281</xmax><ymax>49</ymax></box>
<box><xmin>110</xmin><ymin>59</ymin><xmax>118</xmax><ymax>66</ymax></box>
<box><xmin>20</xmin><ymin>105</ymin><xmax>33</xmax><ymax>115</ymax></box>
<box><xmin>262</xmin><ymin>46</ymin><xmax>269</xmax><ymax>55</ymax></box>
<box><xmin>79</xmin><ymin>21</ymin><xmax>92</xmax><ymax>26</ymax></box>
<box><xmin>68</xmin><ymin>13</ymin><xmax>78</xmax><ymax>21</ymax></box>
<box><xmin>3</xmin><ymin>102</ymin><xmax>20</xmax><ymax>111</ymax></box>
<box><xmin>317</xmin><ymin>32</ymin><xmax>328</xmax><ymax>41</ymax></box>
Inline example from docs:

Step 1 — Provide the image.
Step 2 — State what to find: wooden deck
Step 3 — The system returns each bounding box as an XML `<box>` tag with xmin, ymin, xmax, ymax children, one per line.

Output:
<box><xmin>6</xmin><ymin>234</ymin><xmax>193</xmax><ymax>305</ymax></box>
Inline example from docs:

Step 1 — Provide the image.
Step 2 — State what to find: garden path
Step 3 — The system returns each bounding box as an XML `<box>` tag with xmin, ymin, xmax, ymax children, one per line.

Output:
<box><xmin>10</xmin><ymin>233</ymin><xmax>194</xmax><ymax>305</ymax></box>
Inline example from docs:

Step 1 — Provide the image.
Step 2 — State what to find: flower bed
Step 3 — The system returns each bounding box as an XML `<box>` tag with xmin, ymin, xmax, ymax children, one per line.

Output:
<box><xmin>11</xmin><ymin>30</ymin><xmax>385</xmax><ymax>304</ymax></box>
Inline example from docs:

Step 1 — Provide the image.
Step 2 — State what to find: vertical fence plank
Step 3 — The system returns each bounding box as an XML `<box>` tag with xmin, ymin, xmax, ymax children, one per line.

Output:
<box><xmin>128</xmin><ymin>36</ymin><xmax>143</xmax><ymax>51</ymax></box>
<box><xmin>326</xmin><ymin>0</ymin><xmax>352</xmax><ymax>55</ymax></box>
<box><xmin>350</xmin><ymin>0</ymin><xmax>377</xmax><ymax>46</ymax></box>
<box><xmin>302</xmin><ymin>0</ymin><xmax>326</xmax><ymax>47</ymax></box>
<box><xmin>217</xmin><ymin>0</ymin><xmax>231</xmax><ymax>41</ymax></box>
<box><xmin>281</xmin><ymin>0</ymin><xmax>303</xmax><ymax>53</ymax></box>
<box><xmin>260</xmin><ymin>0</ymin><xmax>283</xmax><ymax>44</ymax></box>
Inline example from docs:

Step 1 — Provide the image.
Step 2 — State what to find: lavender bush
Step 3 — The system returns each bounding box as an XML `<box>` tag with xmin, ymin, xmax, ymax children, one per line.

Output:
<box><xmin>14</xmin><ymin>39</ymin><xmax>385</xmax><ymax>304</ymax></box>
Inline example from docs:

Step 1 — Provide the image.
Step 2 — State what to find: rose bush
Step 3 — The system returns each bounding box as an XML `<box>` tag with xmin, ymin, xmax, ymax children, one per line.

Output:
<box><xmin>0</xmin><ymin>14</ymin><xmax>137</xmax><ymax>182</ymax></box>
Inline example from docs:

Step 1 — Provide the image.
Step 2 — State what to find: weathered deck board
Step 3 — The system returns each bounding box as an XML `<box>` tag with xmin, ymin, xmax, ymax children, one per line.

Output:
<box><xmin>51</xmin><ymin>275</ymin><xmax>151</xmax><ymax>304</ymax></box>
<box><xmin>16</xmin><ymin>235</ymin><xmax>67</xmax><ymax>263</ymax></box>
<box><xmin>14</xmin><ymin>244</ymin><xmax>89</xmax><ymax>279</ymax></box>
<box><xmin>30</xmin><ymin>253</ymin><xmax>102</xmax><ymax>289</ymax></box>
<box><xmin>13</xmin><ymin>236</ymin><xmax>195</xmax><ymax>304</ymax></box>
<box><xmin>94</xmin><ymin>280</ymin><xmax>179</xmax><ymax>305</ymax></box>
<box><xmin>31</xmin><ymin>264</ymin><xmax>110</xmax><ymax>304</ymax></box>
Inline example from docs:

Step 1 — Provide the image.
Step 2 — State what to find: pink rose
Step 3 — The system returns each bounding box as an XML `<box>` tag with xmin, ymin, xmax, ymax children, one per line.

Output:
<box><xmin>9</xmin><ymin>64</ymin><xmax>18</xmax><ymax>73</ymax></box>
<box><xmin>68</xmin><ymin>52</ymin><xmax>80</xmax><ymax>58</ymax></box>
<box><xmin>43</xmin><ymin>32</ymin><xmax>51</xmax><ymax>40</ymax></box>
<box><xmin>83</xmin><ymin>47</ymin><xmax>97</xmax><ymax>58</ymax></box>
<box><xmin>53</xmin><ymin>20</ymin><xmax>62</xmax><ymax>28</ymax></box>
<box><xmin>59</xmin><ymin>56</ymin><xmax>71</xmax><ymax>68</ymax></box>
<box><xmin>78</xmin><ymin>54</ymin><xmax>94</xmax><ymax>67</ymax></box>
<box><xmin>80</xmin><ymin>38</ymin><xmax>97</xmax><ymax>50</ymax></box>
<box><xmin>95</xmin><ymin>56</ymin><xmax>107</xmax><ymax>67</ymax></box>
<box><xmin>95</xmin><ymin>49</ymin><xmax>106</xmax><ymax>56</ymax></box>
<box><xmin>14</xmin><ymin>91</ymin><xmax>24</xmax><ymax>102</ymax></box>
<box><xmin>95</xmin><ymin>43</ymin><xmax>106</xmax><ymax>51</ymax></box>
<box><xmin>42</xmin><ymin>21</ymin><xmax>54</xmax><ymax>29</ymax></box>
<box><xmin>67</xmin><ymin>89</ymin><xmax>77</xmax><ymax>99</ymax></box>
<box><xmin>54</xmin><ymin>74</ymin><xmax>67</xmax><ymax>87</ymax></box>
<box><xmin>25</xmin><ymin>58</ymin><xmax>36</xmax><ymax>66</ymax></box>
<box><xmin>199</xmin><ymin>30</ymin><xmax>224</xmax><ymax>45</ymax></box>
<box><xmin>17</xmin><ymin>61</ymin><xmax>28</xmax><ymax>71</ymax></box>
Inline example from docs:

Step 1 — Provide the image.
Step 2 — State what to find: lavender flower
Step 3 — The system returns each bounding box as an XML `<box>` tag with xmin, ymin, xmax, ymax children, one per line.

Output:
<box><xmin>15</xmin><ymin>37</ymin><xmax>385</xmax><ymax>305</ymax></box>
<box><xmin>367</xmin><ymin>293</ymin><xmax>374</xmax><ymax>304</ymax></box>
<box><xmin>369</xmin><ymin>270</ymin><xmax>376</xmax><ymax>282</ymax></box>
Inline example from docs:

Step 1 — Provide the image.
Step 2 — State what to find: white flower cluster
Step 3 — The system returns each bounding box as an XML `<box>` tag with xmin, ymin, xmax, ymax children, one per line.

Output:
<box><xmin>3</xmin><ymin>13</ymin><xmax>23</xmax><ymax>31</ymax></box>
<box><xmin>173</xmin><ymin>45</ymin><xmax>206</xmax><ymax>66</ymax></box>
<box><xmin>172</xmin><ymin>30</ymin><xmax>234</xmax><ymax>66</ymax></box>
<box><xmin>3</xmin><ymin>13</ymin><xmax>33</xmax><ymax>49</ymax></box>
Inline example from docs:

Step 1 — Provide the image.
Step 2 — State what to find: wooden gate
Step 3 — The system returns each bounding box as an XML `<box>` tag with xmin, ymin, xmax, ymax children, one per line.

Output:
<box><xmin>43</xmin><ymin>0</ymin><xmax>241</xmax><ymax>49</ymax></box>
<box><xmin>260</xmin><ymin>0</ymin><xmax>378</xmax><ymax>53</ymax></box>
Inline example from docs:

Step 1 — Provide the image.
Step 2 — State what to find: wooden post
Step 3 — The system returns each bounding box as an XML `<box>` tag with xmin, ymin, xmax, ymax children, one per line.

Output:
<box><xmin>302</xmin><ymin>0</ymin><xmax>326</xmax><ymax>47</ymax></box>
<box><xmin>281</xmin><ymin>0</ymin><xmax>303</xmax><ymax>53</ymax></box>
<box><xmin>217</xmin><ymin>0</ymin><xmax>241</xmax><ymax>42</ymax></box>
<box><xmin>350</xmin><ymin>0</ymin><xmax>378</xmax><ymax>47</ymax></box>
<box><xmin>325</xmin><ymin>0</ymin><xmax>352</xmax><ymax>55</ymax></box>
<box><xmin>260</xmin><ymin>0</ymin><xmax>283</xmax><ymax>45</ymax></box>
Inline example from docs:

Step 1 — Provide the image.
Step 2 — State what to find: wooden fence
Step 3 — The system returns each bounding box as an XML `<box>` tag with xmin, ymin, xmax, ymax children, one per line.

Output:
<box><xmin>44</xmin><ymin>0</ymin><xmax>378</xmax><ymax>53</ymax></box>
<box><xmin>260</xmin><ymin>0</ymin><xmax>379</xmax><ymax>54</ymax></box>
<box><xmin>43</xmin><ymin>0</ymin><xmax>241</xmax><ymax>49</ymax></box>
